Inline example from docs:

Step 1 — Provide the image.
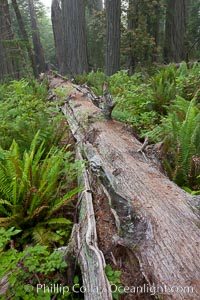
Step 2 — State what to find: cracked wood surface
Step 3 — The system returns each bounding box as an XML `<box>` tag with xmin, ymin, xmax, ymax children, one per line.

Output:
<box><xmin>50</xmin><ymin>78</ymin><xmax>200</xmax><ymax>300</ymax></box>
<box><xmin>75</xmin><ymin>150</ymin><xmax>112</xmax><ymax>300</ymax></box>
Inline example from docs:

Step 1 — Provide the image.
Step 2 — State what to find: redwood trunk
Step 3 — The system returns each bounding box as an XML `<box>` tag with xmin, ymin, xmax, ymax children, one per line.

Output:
<box><xmin>164</xmin><ymin>0</ymin><xmax>187</xmax><ymax>62</ymax></box>
<box><xmin>0</xmin><ymin>0</ymin><xmax>19</xmax><ymax>80</ymax></box>
<box><xmin>105</xmin><ymin>0</ymin><xmax>121</xmax><ymax>76</ymax></box>
<box><xmin>28</xmin><ymin>0</ymin><xmax>46</xmax><ymax>73</ymax></box>
<box><xmin>12</xmin><ymin>0</ymin><xmax>38</xmax><ymax>78</ymax></box>
<box><xmin>62</xmin><ymin>0</ymin><xmax>88</xmax><ymax>75</ymax></box>
<box><xmin>51</xmin><ymin>0</ymin><xmax>64</xmax><ymax>73</ymax></box>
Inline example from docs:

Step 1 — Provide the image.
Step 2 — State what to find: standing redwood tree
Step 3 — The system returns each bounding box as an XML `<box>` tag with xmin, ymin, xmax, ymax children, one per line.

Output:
<box><xmin>164</xmin><ymin>0</ymin><xmax>187</xmax><ymax>62</ymax></box>
<box><xmin>0</xmin><ymin>0</ymin><xmax>19</xmax><ymax>80</ymax></box>
<box><xmin>126</xmin><ymin>0</ymin><xmax>136</xmax><ymax>74</ymax></box>
<box><xmin>12</xmin><ymin>0</ymin><xmax>38</xmax><ymax>78</ymax></box>
<box><xmin>105</xmin><ymin>0</ymin><xmax>121</xmax><ymax>76</ymax></box>
<box><xmin>86</xmin><ymin>0</ymin><xmax>104</xmax><ymax>70</ymax></box>
<box><xmin>51</xmin><ymin>0</ymin><xmax>64</xmax><ymax>73</ymax></box>
<box><xmin>28</xmin><ymin>0</ymin><xmax>46</xmax><ymax>73</ymax></box>
<box><xmin>61</xmin><ymin>0</ymin><xmax>88</xmax><ymax>75</ymax></box>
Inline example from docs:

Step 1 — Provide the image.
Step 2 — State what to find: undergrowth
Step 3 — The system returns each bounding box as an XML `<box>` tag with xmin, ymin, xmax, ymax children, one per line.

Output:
<box><xmin>0</xmin><ymin>79</ymin><xmax>68</xmax><ymax>152</ymax></box>
<box><xmin>0</xmin><ymin>79</ymin><xmax>83</xmax><ymax>299</ymax></box>
<box><xmin>75</xmin><ymin>63</ymin><xmax>200</xmax><ymax>191</ymax></box>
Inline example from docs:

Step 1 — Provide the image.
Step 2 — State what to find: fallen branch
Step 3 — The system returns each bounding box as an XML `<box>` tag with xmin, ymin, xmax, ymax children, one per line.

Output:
<box><xmin>102</xmin><ymin>82</ymin><xmax>115</xmax><ymax>120</ymax></box>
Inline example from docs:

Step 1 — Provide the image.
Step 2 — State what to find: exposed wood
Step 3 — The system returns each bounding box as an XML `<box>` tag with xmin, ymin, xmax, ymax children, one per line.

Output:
<box><xmin>74</xmin><ymin>150</ymin><xmax>113</xmax><ymax>300</ymax></box>
<box><xmin>58</xmin><ymin>80</ymin><xmax>200</xmax><ymax>300</ymax></box>
<box><xmin>74</xmin><ymin>84</ymin><xmax>103</xmax><ymax>108</ymax></box>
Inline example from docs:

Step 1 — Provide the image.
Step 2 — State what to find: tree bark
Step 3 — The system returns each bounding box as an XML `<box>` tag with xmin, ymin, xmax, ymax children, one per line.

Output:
<box><xmin>0</xmin><ymin>0</ymin><xmax>19</xmax><ymax>80</ymax></box>
<box><xmin>59</xmin><ymin>80</ymin><xmax>200</xmax><ymax>300</ymax></box>
<box><xmin>11</xmin><ymin>0</ymin><xmax>38</xmax><ymax>78</ymax></box>
<box><xmin>105</xmin><ymin>0</ymin><xmax>121</xmax><ymax>76</ymax></box>
<box><xmin>61</xmin><ymin>0</ymin><xmax>88</xmax><ymax>76</ymax></box>
<box><xmin>28</xmin><ymin>0</ymin><xmax>46</xmax><ymax>73</ymax></box>
<box><xmin>147</xmin><ymin>2</ymin><xmax>161</xmax><ymax>48</ymax></box>
<box><xmin>51</xmin><ymin>0</ymin><xmax>64</xmax><ymax>74</ymax></box>
<box><xmin>126</xmin><ymin>0</ymin><xmax>137</xmax><ymax>74</ymax></box>
<box><xmin>164</xmin><ymin>0</ymin><xmax>187</xmax><ymax>63</ymax></box>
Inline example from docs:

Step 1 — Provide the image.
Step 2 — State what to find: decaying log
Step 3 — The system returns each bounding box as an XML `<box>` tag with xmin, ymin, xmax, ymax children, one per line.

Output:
<box><xmin>61</xmin><ymin>85</ymin><xmax>200</xmax><ymax>300</ymax></box>
<box><xmin>74</xmin><ymin>149</ymin><xmax>112</xmax><ymax>300</ymax></box>
<box><xmin>56</xmin><ymin>148</ymin><xmax>113</xmax><ymax>300</ymax></box>
<box><xmin>74</xmin><ymin>84</ymin><xmax>103</xmax><ymax>108</ymax></box>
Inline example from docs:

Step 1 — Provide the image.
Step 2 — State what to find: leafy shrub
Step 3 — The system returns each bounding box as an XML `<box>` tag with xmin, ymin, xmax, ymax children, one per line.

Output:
<box><xmin>73</xmin><ymin>66</ymin><xmax>200</xmax><ymax>191</ymax></box>
<box><xmin>109</xmin><ymin>70</ymin><xmax>145</xmax><ymax>96</ymax></box>
<box><xmin>87</xmin><ymin>70</ymin><xmax>108</xmax><ymax>95</ymax></box>
<box><xmin>176</xmin><ymin>62</ymin><xmax>200</xmax><ymax>101</ymax></box>
<box><xmin>105</xmin><ymin>264</ymin><xmax>123</xmax><ymax>300</ymax></box>
<box><xmin>112</xmin><ymin>83</ymin><xmax>159</xmax><ymax>135</ymax></box>
<box><xmin>0</xmin><ymin>227</ymin><xmax>68</xmax><ymax>300</ymax></box>
<box><xmin>109</xmin><ymin>71</ymin><xmax>158</xmax><ymax>135</ymax></box>
<box><xmin>0</xmin><ymin>79</ymin><xmax>67</xmax><ymax>152</ymax></box>
<box><xmin>0</xmin><ymin>79</ymin><xmax>84</xmax><ymax>299</ymax></box>
<box><xmin>75</xmin><ymin>70</ymin><xmax>108</xmax><ymax>95</ymax></box>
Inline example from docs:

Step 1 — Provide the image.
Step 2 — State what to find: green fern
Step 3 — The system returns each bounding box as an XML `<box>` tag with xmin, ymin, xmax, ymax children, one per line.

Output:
<box><xmin>174</xmin><ymin>100</ymin><xmax>198</xmax><ymax>183</ymax></box>
<box><xmin>151</xmin><ymin>64</ymin><xmax>177</xmax><ymax>113</ymax></box>
<box><xmin>147</xmin><ymin>96</ymin><xmax>200</xmax><ymax>189</ymax></box>
<box><xmin>0</xmin><ymin>133</ymin><xmax>82</xmax><ymax>245</ymax></box>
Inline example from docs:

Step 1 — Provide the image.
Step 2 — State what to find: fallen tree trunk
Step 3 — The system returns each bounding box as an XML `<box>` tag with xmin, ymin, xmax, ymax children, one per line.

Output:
<box><xmin>75</xmin><ymin>149</ymin><xmax>112</xmax><ymax>300</ymax></box>
<box><xmin>59</xmin><ymin>84</ymin><xmax>200</xmax><ymax>300</ymax></box>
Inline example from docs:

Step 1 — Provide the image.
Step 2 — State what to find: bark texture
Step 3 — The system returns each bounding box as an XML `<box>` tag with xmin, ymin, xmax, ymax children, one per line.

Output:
<box><xmin>147</xmin><ymin>2</ymin><xmax>161</xmax><ymax>49</ymax></box>
<box><xmin>73</xmin><ymin>150</ymin><xmax>112</xmax><ymax>300</ymax></box>
<box><xmin>0</xmin><ymin>0</ymin><xmax>19</xmax><ymax>80</ymax></box>
<box><xmin>51</xmin><ymin>0</ymin><xmax>64</xmax><ymax>73</ymax></box>
<box><xmin>126</xmin><ymin>0</ymin><xmax>136</xmax><ymax>74</ymax></box>
<box><xmin>28</xmin><ymin>0</ymin><xmax>46</xmax><ymax>73</ymax></box>
<box><xmin>62</xmin><ymin>0</ymin><xmax>88</xmax><ymax>75</ymax></box>
<box><xmin>105</xmin><ymin>0</ymin><xmax>121</xmax><ymax>76</ymax></box>
<box><xmin>164</xmin><ymin>0</ymin><xmax>187</xmax><ymax>62</ymax></box>
<box><xmin>60</xmin><ymin>81</ymin><xmax>200</xmax><ymax>300</ymax></box>
<box><xmin>12</xmin><ymin>0</ymin><xmax>38</xmax><ymax>78</ymax></box>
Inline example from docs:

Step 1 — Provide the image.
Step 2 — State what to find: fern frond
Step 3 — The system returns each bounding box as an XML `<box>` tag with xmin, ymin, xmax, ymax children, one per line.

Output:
<box><xmin>173</xmin><ymin>99</ymin><xmax>200</xmax><ymax>184</ymax></box>
<box><xmin>26</xmin><ymin>205</ymin><xmax>49</xmax><ymax>220</ymax></box>
<box><xmin>45</xmin><ymin>218</ymin><xmax>72</xmax><ymax>225</ymax></box>
<box><xmin>0</xmin><ymin>213</ymin><xmax>22</xmax><ymax>227</ymax></box>
<box><xmin>32</xmin><ymin>226</ymin><xmax>59</xmax><ymax>245</ymax></box>
<box><xmin>48</xmin><ymin>187</ymin><xmax>82</xmax><ymax>217</ymax></box>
